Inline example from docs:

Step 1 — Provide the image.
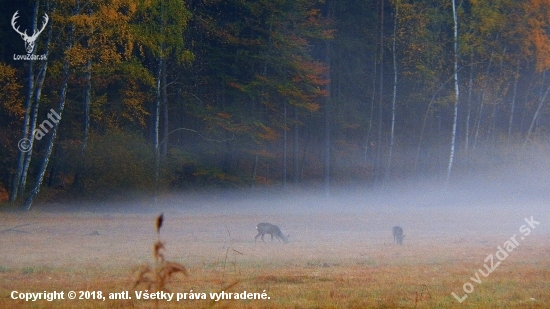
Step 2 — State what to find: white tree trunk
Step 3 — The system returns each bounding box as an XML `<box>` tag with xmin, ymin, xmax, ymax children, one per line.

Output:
<box><xmin>22</xmin><ymin>9</ymin><xmax>73</xmax><ymax>210</ymax></box>
<box><xmin>10</xmin><ymin>0</ymin><xmax>40</xmax><ymax>203</ymax></box>
<box><xmin>524</xmin><ymin>80</ymin><xmax>550</xmax><ymax>146</ymax></box>
<box><xmin>385</xmin><ymin>2</ymin><xmax>398</xmax><ymax>183</ymax></box>
<box><xmin>446</xmin><ymin>0</ymin><xmax>459</xmax><ymax>185</ymax></box>
<box><xmin>508</xmin><ymin>60</ymin><xmax>519</xmax><ymax>140</ymax></box>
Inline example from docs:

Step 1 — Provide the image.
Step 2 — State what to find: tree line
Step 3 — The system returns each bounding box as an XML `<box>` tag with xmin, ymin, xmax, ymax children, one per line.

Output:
<box><xmin>1</xmin><ymin>0</ymin><xmax>549</xmax><ymax>209</ymax></box>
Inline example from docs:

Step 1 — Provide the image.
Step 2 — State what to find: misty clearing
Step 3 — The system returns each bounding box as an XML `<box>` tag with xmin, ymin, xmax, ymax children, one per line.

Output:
<box><xmin>1</xmin><ymin>166</ymin><xmax>550</xmax><ymax>308</ymax></box>
<box><xmin>3</xmin><ymin>0</ymin><xmax>550</xmax><ymax>307</ymax></box>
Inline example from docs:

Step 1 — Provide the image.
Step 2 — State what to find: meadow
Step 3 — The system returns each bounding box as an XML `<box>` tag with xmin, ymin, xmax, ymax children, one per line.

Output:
<box><xmin>0</xmin><ymin>198</ymin><xmax>548</xmax><ymax>308</ymax></box>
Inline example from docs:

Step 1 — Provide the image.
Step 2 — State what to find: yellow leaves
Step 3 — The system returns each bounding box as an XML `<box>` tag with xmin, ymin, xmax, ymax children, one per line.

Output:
<box><xmin>178</xmin><ymin>50</ymin><xmax>195</xmax><ymax>64</ymax></box>
<box><xmin>0</xmin><ymin>63</ymin><xmax>23</xmax><ymax>118</ymax></box>
<box><xmin>69</xmin><ymin>13</ymin><xmax>94</xmax><ymax>29</ymax></box>
<box><xmin>100</xmin><ymin>0</ymin><xmax>137</xmax><ymax>22</ymax></box>
<box><xmin>65</xmin><ymin>45</ymin><xmax>91</xmax><ymax>67</ymax></box>
<box><xmin>303</xmin><ymin>102</ymin><xmax>319</xmax><ymax>112</ymax></box>
<box><xmin>122</xmin><ymin>79</ymin><xmax>150</xmax><ymax>126</ymax></box>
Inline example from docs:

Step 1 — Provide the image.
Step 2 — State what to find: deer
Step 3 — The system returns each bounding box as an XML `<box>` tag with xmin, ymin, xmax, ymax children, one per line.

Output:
<box><xmin>12</xmin><ymin>11</ymin><xmax>49</xmax><ymax>54</ymax></box>
<box><xmin>255</xmin><ymin>223</ymin><xmax>288</xmax><ymax>243</ymax></box>
<box><xmin>393</xmin><ymin>226</ymin><xmax>405</xmax><ymax>245</ymax></box>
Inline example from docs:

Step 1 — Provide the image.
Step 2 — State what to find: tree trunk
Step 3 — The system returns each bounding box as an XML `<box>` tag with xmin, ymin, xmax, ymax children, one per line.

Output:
<box><xmin>20</xmin><ymin>57</ymin><xmax>52</xmax><ymax>196</ymax></box>
<box><xmin>73</xmin><ymin>58</ymin><xmax>91</xmax><ymax>190</ymax></box>
<box><xmin>323</xmin><ymin>0</ymin><xmax>332</xmax><ymax>197</ymax></box>
<box><xmin>10</xmin><ymin>0</ymin><xmax>40</xmax><ymax>203</ymax></box>
<box><xmin>464</xmin><ymin>54</ymin><xmax>473</xmax><ymax>155</ymax></box>
<box><xmin>300</xmin><ymin>127</ymin><xmax>311</xmax><ymax>181</ymax></box>
<box><xmin>251</xmin><ymin>154</ymin><xmax>258</xmax><ymax>187</ymax></box>
<box><xmin>385</xmin><ymin>2</ymin><xmax>398</xmax><ymax>183</ymax></box>
<box><xmin>293</xmin><ymin>106</ymin><xmax>299</xmax><ymax>186</ymax></box>
<box><xmin>364</xmin><ymin>58</ymin><xmax>377</xmax><ymax>163</ymax></box>
<box><xmin>154</xmin><ymin>58</ymin><xmax>161</xmax><ymax>203</ymax></box>
<box><xmin>508</xmin><ymin>60</ymin><xmax>519</xmax><ymax>140</ymax></box>
<box><xmin>472</xmin><ymin>51</ymin><xmax>494</xmax><ymax>151</ymax></box>
<box><xmin>83</xmin><ymin>59</ymin><xmax>91</xmax><ymax>152</ymax></box>
<box><xmin>73</xmin><ymin>6</ymin><xmax>93</xmax><ymax>190</ymax></box>
<box><xmin>282</xmin><ymin>101</ymin><xmax>287</xmax><ymax>189</ymax></box>
<box><xmin>524</xmin><ymin>81</ymin><xmax>550</xmax><ymax>146</ymax></box>
<box><xmin>161</xmin><ymin>57</ymin><xmax>168</xmax><ymax>158</ymax></box>
<box><xmin>22</xmin><ymin>19</ymin><xmax>73</xmax><ymax>210</ymax></box>
<box><xmin>376</xmin><ymin>0</ymin><xmax>384</xmax><ymax>182</ymax></box>
<box><xmin>446</xmin><ymin>0</ymin><xmax>459</xmax><ymax>185</ymax></box>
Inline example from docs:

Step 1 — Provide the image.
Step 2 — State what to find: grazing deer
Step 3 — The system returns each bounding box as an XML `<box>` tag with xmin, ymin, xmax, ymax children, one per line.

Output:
<box><xmin>393</xmin><ymin>226</ymin><xmax>405</xmax><ymax>245</ymax></box>
<box><xmin>255</xmin><ymin>223</ymin><xmax>288</xmax><ymax>243</ymax></box>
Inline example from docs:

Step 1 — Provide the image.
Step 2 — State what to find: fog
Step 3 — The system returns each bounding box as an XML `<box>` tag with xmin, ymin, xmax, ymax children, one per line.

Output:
<box><xmin>2</xmin><ymin>150</ymin><xmax>548</xmax><ymax>308</ymax></box>
<box><xmin>39</xmin><ymin>149</ymin><xmax>549</xmax><ymax>242</ymax></box>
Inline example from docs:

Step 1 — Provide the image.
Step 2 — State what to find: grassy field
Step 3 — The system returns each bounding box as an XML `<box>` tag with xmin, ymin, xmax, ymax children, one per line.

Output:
<box><xmin>0</xmin><ymin>200</ymin><xmax>548</xmax><ymax>308</ymax></box>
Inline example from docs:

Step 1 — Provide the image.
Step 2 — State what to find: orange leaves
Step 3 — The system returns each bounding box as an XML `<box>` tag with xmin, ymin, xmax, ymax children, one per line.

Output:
<box><xmin>530</xmin><ymin>0</ymin><xmax>550</xmax><ymax>8</ymax></box>
<box><xmin>228</xmin><ymin>82</ymin><xmax>245</xmax><ymax>92</ymax></box>
<box><xmin>202</xmin><ymin>110</ymin><xmax>248</xmax><ymax>136</ymax></box>
<box><xmin>275</xmin><ymin>57</ymin><xmax>328</xmax><ymax>111</ymax></box>
<box><xmin>532</xmin><ymin>27</ymin><xmax>550</xmax><ymax>71</ymax></box>
<box><xmin>291</xmin><ymin>58</ymin><xmax>329</xmax><ymax>87</ymax></box>
<box><xmin>217</xmin><ymin>112</ymin><xmax>231</xmax><ymax>119</ymax></box>
<box><xmin>255</xmin><ymin>122</ymin><xmax>278</xmax><ymax>141</ymax></box>
<box><xmin>526</xmin><ymin>0</ymin><xmax>550</xmax><ymax>71</ymax></box>
<box><xmin>302</xmin><ymin>8</ymin><xmax>334</xmax><ymax>40</ymax></box>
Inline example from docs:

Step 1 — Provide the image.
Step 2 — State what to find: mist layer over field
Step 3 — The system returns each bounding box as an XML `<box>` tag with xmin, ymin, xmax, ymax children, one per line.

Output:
<box><xmin>1</xmin><ymin>151</ymin><xmax>549</xmax><ymax>308</ymax></box>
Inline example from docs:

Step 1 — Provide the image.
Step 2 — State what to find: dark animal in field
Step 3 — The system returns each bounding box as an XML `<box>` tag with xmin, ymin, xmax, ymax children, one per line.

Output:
<box><xmin>393</xmin><ymin>226</ymin><xmax>405</xmax><ymax>245</ymax></box>
<box><xmin>255</xmin><ymin>223</ymin><xmax>288</xmax><ymax>243</ymax></box>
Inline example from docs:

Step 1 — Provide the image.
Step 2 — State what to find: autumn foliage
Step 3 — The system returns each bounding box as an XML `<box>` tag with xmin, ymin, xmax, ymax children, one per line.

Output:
<box><xmin>1</xmin><ymin>0</ymin><xmax>549</xmax><ymax>204</ymax></box>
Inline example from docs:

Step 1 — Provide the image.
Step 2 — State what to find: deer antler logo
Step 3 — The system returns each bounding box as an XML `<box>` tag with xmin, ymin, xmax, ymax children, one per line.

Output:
<box><xmin>11</xmin><ymin>11</ymin><xmax>49</xmax><ymax>54</ymax></box>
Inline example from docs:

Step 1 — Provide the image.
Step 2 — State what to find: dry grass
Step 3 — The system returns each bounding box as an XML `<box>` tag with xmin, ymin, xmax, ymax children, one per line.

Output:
<box><xmin>132</xmin><ymin>213</ymin><xmax>188</xmax><ymax>308</ymax></box>
<box><xmin>0</xmin><ymin>206</ymin><xmax>548</xmax><ymax>308</ymax></box>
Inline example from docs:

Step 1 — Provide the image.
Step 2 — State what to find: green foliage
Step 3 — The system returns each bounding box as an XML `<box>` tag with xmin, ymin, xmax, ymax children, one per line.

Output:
<box><xmin>132</xmin><ymin>0</ymin><xmax>192</xmax><ymax>60</ymax></box>
<box><xmin>165</xmin><ymin>145</ymin><xmax>247</xmax><ymax>188</ymax></box>
<box><xmin>182</xmin><ymin>0</ymin><xmax>329</xmax><ymax>154</ymax></box>
<box><xmin>75</xmin><ymin>131</ymin><xmax>157</xmax><ymax>195</ymax></box>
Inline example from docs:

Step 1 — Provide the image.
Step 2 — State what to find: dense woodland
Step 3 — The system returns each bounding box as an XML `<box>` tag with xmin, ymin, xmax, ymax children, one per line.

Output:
<box><xmin>1</xmin><ymin>0</ymin><xmax>550</xmax><ymax>209</ymax></box>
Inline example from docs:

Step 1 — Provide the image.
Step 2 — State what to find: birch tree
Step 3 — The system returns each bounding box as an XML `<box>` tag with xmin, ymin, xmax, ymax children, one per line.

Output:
<box><xmin>385</xmin><ymin>0</ymin><xmax>399</xmax><ymax>183</ymax></box>
<box><xmin>446</xmin><ymin>0</ymin><xmax>459</xmax><ymax>185</ymax></box>
<box><xmin>10</xmin><ymin>0</ymin><xmax>50</xmax><ymax>203</ymax></box>
<box><xmin>22</xmin><ymin>0</ymin><xmax>77</xmax><ymax>210</ymax></box>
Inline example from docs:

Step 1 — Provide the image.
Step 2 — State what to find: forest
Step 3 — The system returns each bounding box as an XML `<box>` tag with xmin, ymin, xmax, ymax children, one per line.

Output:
<box><xmin>1</xmin><ymin>0</ymin><xmax>550</xmax><ymax>210</ymax></box>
